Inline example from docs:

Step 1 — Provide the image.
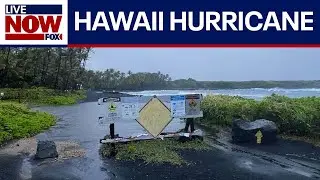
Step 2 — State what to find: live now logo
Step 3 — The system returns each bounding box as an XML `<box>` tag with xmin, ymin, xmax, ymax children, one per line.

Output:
<box><xmin>5</xmin><ymin>4</ymin><xmax>27</xmax><ymax>14</ymax></box>
<box><xmin>0</xmin><ymin>0</ymin><xmax>68</xmax><ymax>46</ymax></box>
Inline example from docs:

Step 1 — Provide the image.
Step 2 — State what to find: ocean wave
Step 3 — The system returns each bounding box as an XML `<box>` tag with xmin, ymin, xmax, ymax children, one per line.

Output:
<box><xmin>267</xmin><ymin>88</ymin><xmax>320</xmax><ymax>93</ymax></box>
<box><xmin>124</xmin><ymin>88</ymin><xmax>320</xmax><ymax>98</ymax></box>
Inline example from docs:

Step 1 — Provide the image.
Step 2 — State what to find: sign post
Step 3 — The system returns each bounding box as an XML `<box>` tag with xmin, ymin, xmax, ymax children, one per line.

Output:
<box><xmin>104</xmin><ymin>97</ymin><xmax>121</xmax><ymax>155</ymax></box>
<box><xmin>106</xmin><ymin>98</ymin><xmax>121</xmax><ymax>121</ymax></box>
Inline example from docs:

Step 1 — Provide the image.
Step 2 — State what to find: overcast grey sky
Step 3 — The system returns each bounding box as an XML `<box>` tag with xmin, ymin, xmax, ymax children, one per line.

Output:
<box><xmin>86</xmin><ymin>48</ymin><xmax>320</xmax><ymax>81</ymax></box>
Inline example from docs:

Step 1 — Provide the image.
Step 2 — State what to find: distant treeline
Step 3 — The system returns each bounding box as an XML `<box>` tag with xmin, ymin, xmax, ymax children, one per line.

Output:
<box><xmin>1</xmin><ymin>48</ymin><xmax>319</xmax><ymax>91</ymax></box>
<box><xmin>82</xmin><ymin>69</ymin><xmax>320</xmax><ymax>90</ymax></box>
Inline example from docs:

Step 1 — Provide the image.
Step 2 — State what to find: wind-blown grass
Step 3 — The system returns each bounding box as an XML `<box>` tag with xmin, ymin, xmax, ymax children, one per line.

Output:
<box><xmin>199</xmin><ymin>94</ymin><xmax>320</xmax><ymax>139</ymax></box>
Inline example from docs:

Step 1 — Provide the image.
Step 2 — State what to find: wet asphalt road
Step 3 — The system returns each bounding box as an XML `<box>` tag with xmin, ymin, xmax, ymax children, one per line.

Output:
<box><xmin>0</xmin><ymin>101</ymin><xmax>319</xmax><ymax>180</ymax></box>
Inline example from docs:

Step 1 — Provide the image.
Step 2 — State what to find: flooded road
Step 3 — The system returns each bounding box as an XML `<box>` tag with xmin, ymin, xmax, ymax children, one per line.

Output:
<box><xmin>25</xmin><ymin>102</ymin><xmax>184</xmax><ymax>180</ymax></box>
<box><xmin>0</xmin><ymin>99</ymin><xmax>319</xmax><ymax>180</ymax></box>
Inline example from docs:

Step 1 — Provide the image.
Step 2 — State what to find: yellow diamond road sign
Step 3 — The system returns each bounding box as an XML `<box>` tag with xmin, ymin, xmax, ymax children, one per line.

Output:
<box><xmin>138</xmin><ymin>97</ymin><xmax>172</xmax><ymax>137</ymax></box>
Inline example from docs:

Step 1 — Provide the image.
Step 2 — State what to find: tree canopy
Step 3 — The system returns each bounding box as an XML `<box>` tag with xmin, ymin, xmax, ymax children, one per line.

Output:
<box><xmin>0</xmin><ymin>47</ymin><xmax>91</xmax><ymax>90</ymax></box>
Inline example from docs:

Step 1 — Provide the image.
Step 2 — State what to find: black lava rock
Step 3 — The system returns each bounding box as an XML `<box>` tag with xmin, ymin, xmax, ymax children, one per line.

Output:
<box><xmin>232</xmin><ymin>119</ymin><xmax>278</xmax><ymax>144</ymax></box>
<box><xmin>35</xmin><ymin>141</ymin><xmax>58</xmax><ymax>159</ymax></box>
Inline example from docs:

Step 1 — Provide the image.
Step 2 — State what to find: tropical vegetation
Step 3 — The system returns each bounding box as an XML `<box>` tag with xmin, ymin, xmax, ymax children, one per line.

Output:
<box><xmin>199</xmin><ymin>94</ymin><xmax>320</xmax><ymax>144</ymax></box>
<box><xmin>0</xmin><ymin>102</ymin><xmax>56</xmax><ymax>145</ymax></box>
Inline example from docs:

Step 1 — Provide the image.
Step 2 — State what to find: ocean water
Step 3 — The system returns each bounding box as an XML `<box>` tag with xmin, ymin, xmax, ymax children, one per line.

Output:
<box><xmin>125</xmin><ymin>88</ymin><xmax>320</xmax><ymax>100</ymax></box>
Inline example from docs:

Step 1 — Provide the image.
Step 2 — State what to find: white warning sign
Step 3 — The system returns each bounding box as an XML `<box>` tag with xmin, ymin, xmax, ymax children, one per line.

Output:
<box><xmin>170</xmin><ymin>95</ymin><xmax>186</xmax><ymax>117</ymax></box>
<box><xmin>122</xmin><ymin>103</ymin><xmax>139</xmax><ymax>119</ymax></box>
<box><xmin>106</xmin><ymin>98</ymin><xmax>121</xmax><ymax>120</ymax></box>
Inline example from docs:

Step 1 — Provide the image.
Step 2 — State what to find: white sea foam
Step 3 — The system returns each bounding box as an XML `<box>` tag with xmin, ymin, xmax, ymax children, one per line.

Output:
<box><xmin>124</xmin><ymin>88</ymin><xmax>320</xmax><ymax>99</ymax></box>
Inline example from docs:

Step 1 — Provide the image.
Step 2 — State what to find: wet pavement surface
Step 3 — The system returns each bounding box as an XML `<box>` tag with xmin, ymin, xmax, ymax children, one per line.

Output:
<box><xmin>0</xmin><ymin>99</ymin><xmax>319</xmax><ymax>180</ymax></box>
<box><xmin>234</xmin><ymin>139</ymin><xmax>320</xmax><ymax>163</ymax></box>
<box><xmin>108</xmin><ymin>149</ymin><xmax>317</xmax><ymax>180</ymax></box>
<box><xmin>0</xmin><ymin>154</ymin><xmax>23</xmax><ymax>180</ymax></box>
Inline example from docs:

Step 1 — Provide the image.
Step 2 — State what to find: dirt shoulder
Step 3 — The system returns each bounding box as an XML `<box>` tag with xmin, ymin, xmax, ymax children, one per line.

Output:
<box><xmin>0</xmin><ymin>137</ymin><xmax>86</xmax><ymax>160</ymax></box>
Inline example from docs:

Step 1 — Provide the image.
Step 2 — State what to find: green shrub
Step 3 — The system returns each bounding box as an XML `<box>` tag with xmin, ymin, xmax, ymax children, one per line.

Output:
<box><xmin>0</xmin><ymin>102</ymin><xmax>56</xmax><ymax>144</ymax></box>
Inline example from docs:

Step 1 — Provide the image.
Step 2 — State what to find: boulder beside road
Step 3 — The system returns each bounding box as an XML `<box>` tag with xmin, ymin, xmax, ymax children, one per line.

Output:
<box><xmin>35</xmin><ymin>141</ymin><xmax>58</xmax><ymax>159</ymax></box>
<box><xmin>232</xmin><ymin>119</ymin><xmax>278</xmax><ymax>144</ymax></box>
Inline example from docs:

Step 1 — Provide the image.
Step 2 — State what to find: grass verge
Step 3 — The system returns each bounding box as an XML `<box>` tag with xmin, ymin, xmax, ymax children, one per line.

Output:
<box><xmin>0</xmin><ymin>87</ymin><xmax>86</xmax><ymax>106</ymax></box>
<box><xmin>100</xmin><ymin>139</ymin><xmax>211</xmax><ymax>165</ymax></box>
<box><xmin>0</xmin><ymin>101</ymin><xmax>56</xmax><ymax>145</ymax></box>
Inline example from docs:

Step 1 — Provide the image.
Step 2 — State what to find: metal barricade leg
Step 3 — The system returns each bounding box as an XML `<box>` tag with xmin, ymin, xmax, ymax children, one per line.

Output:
<box><xmin>184</xmin><ymin>118</ymin><xmax>195</xmax><ymax>133</ymax></box>
<box><xmin>110</xmin><ymin>123</ymin><xmax>116</xmax><ymax>156</ymax></box>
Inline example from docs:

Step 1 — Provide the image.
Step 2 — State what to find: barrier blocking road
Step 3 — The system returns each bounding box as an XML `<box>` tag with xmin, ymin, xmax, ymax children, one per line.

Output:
<box><xmin>97</xmin><ymin>94</ymin><xmax>204</xmax><ymax>143</ymax></box>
